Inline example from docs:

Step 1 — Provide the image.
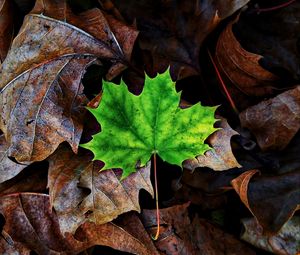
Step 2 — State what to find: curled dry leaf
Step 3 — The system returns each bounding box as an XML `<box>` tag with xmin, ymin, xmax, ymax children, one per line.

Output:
<box><xmin>142</xmin><ymin>202</ymin><xmax>255</xmax><ymax>255</ymax></box>
<box><xmin>231</xmin><ymin>169</ymin><xmax>300</xmax><ymax>234</ymax></box>
<box><xmin>112</xmin><ymin>0</ymin><xmax>249</xmax><ymax>79</ymax></box>
<box><xmin>0</xmin><ymin>0</ymin><xmax>138</xmax><ymax>162</ymax></box>
<box><xmin>240</xmin><ymin>85</ymin><xmax>300</xmax><ymax>151</ymax></box>
<box><xmin>0</xmin><ymin>0</ymin><xmax>13</xmax><ymax>63</ymax></box>
<box><xmin>215</xmin><ymin>16</ymin><xmax>278</xmax><ymax>97</ymax></box>
<box><xmin>184</xmin><ymin>117</ymin><xmax>241</xmax><ymax>171</ymax></box>
<box><xmin>48</xmin><ymin>146</ymin><xmax>153</xmax><ymax>234</ymax></box>
<box><xmin>241</xmin><ymin>217</ymin><xmax>300</xmax><ymax>255</ymax></box>
<box><xmin>0</xmin><ymin>134</ymin><xmax>29</xmax><ymax>183</ymax></box>
<box><xmin>0</xmin><ymin>193</ymin><xmax>157</xmax><ymax>255</ymax></box>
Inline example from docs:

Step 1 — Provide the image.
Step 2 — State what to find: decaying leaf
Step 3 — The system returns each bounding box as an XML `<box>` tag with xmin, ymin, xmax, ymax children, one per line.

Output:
<box><xmin>231</xmin><ymin>169</ymin><xmax>300</xmax><ymax>234</ymax></box>
<box><xmin>0</xmin><ymin>0</ymin><xmax>13</xmax><ymax>63</ymax></box>
<box><xmin>82</xmin><ymin>70</ymin><xmax>217</xmax><ymax>178</ymax></box>
<box><xmin>241</xmin><ymin>217</ymin><xmax>300</xmax><ymax>255</ymax></box>
<box><xmin>112</xmin><ymin>0</ymin><xmax>250</xmax><ymax>79</ymax></box>
<box><xmin>0</xmin><ymin>193</ymin><xmax>157</xmax><ymax>255</ymax></box>
<box><xmin>215</xmin><ymin>16</ymin><xmax>278</xmax><ymax>97</ymax></box>
<box><xmin>240</xmin><ymin>85</ymin><xmax>300</xmax><ymax>151</ymax></box>
<box><xmin>0</xmin><ymin>134</ymin><xmax>29</xmax><ymax>183</ymax></box>
<box><xmin>142</xmin><ymin>202</ymin><xmax>255</xmax><ymax>255</ymax></box>
<box><xmin>48</xmin><ymin>146</ymin><xmax>153</xmax><ymax>234</ymax></box>
<box><xmin>184</xmin><ymin>117</ymin><xmax>241</xmax><ymax>171</ymax></box>
<box><xmin>0</xmin><ymin>0</ymin><xmax>138</xmax><ymax>162</ymax></box>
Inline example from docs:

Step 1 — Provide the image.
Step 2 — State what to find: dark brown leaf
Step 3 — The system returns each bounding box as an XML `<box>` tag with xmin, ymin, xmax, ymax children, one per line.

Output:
<box><xmin>0</xmin><ymin>134</ymin><xmax>29</xmax><ymax>183</ymax></box>
<box><xmin>231</xmin><ymin>170</ymin><xmax>300</xmax><ymax>234</ymax></box>
<box><xmin>0</xmin><ymin>193</ymin><xmax>157</xmax><ymax>255</ymax></box>
<box><xmin>0</xmin><ymin>0</ymin><xmax>13</xmax><ymax>63</ymax></box>
<box><xmin>215</xmin><ymin>16</ymin><xmax>278</xmax><ymax>97</ymax></box>
<box><xmin>112</xmin><ymin>0</ymin><xmax>249</xmax><ymax>79</ymax></box>
<box><xmin>47</xmin><ymin>146</ymin><xmax>154</xmax><ymax>234</ymax></box>
<box><xmin>240</xmin><ymin>86</ymin><xmax>300</xmax><ymax>151</ymax></box>
<box><xmin>0</xmin><ymin>0</ymin><xmax>138</xmax><ymax>162</ymax></box>
<box><xmin>184</xmin><ymin>117</ymin><xmax>241</xmax><ymax>171</ymax></box>
<box><xmin>142</xmin><ymin>203</ymin><xmax>255</xmax><ymax>255</ymax></box>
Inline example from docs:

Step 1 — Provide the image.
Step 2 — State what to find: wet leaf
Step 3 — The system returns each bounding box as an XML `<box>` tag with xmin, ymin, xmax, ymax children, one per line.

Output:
<box><xmin>81</xmin><ymin>70</ymin><xmax>217</xmax><ymax>179</ymax></box>
<box><xmin>0</xmin><ymin>0</ymin><xmax>13</xmax><ymax>63</ymax></box>
<box><xmin>0</xmin><ymin>0</ymin><xmax>138</xmax><ymax>162</ymax></box>
<box><xmin>240</xmin><ymin>86</ymin><xmax>300</xmax><ymax>151</ymax></box>
<box><xmin>231</xmin><ymin>169</ymin><xmax>300</xmax><ymax>234</ymax></box>
<box><xmin>241</xmin><ymin>217</ymin><xmax>300</xmax><ymax>255</ymax></box>
<box><xmin>112</xmin><ymin>0</ymin><xmax>250</xmax><ymax>79</ymax></box>
<box><xmin>184</xmin><ymin>117</ymin><xmax>241</xmax><ymax>171</ymax></box>
<box><xmin>0</xmin><ymin>193</ymin><xmax>157</xmax><ymax>255</ymax></box>
<box><xmin>48</xmin><ymin>146</ymin><xmax>153</xmax><ymax>234</ymax></box>
<box><xmin>141</xmin><ymin>203</ymin><xmax>255</xmax><ymax>255</ymax></box>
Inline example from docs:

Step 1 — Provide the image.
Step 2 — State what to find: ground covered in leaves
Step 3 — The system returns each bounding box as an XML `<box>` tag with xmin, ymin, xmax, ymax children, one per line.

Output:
<box><xmin>0</xmin><ymin>0</ymin><xmax>299</xmax><ymax>254</ymax></box>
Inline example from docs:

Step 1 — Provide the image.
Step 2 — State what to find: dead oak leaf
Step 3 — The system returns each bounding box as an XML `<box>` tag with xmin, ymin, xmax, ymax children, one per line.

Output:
<box><xmin>240</xmin><ymin>85</ymin><xmax>300</xmax><ymax>151</ymax></box>
<box><xmin>47</xmin><ymin>146</ymin><xmax>154</xmax><ymax>234</ymax></box>
<box><xmin>0</xmin><ymin>0</ymin><xmax>138</xmax><ymax>162</ymax></box>
<box><xmin>0</xmin><ymin>193</ymin><xmax>156</xmax><ymax>255</ymax></box>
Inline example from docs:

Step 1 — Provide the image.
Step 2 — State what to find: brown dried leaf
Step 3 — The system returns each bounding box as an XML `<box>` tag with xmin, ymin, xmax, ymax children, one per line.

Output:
<box><xmin>215</xmin><ymin>16</ymin><xmax>278</xmax><ymax>97</ymax></box>
<box><xmin>142</xmin><ymin>203</ymin><xmax>255</xmax><ymax>255</ymax></box>
<box><xmin>0</xmin><ymin>0</ymin><xmax>138</xmax><ymax>162</ymax></box>
<box><xmin>241</xmin><ymin>217</ymin><xmax>300</xmax><ymax>255</ymax></box>
<box><xmin>0</xmin><ymin>135</ymin><xmax>29</xmax><ymax>183</ymax></box>
<box><xmin>240</xmin><ymin>86</ymin><xmax>300</xmax><ymax>151</ymax></box>
<box><xmin>0</xmin><ymin>193</ymin><xmax>156</xmax><ymax>255</ymax></box>
<box><xmin>113</xmin><ymin>0</ymin><xmax>249</xmax><ymax>79</ymax></box>
<box><xmin>48</xmin><ymin>146</ymin><xmax>154</xmax><ymax>234</ymax></box>
<box><xmin>231</xmin><ymin>170</ymin><xmax>300</xmax><ymax>234</ymax></box>
<box><xmin>184</xmin><ymin>117</ymin><xmax>241</xmax><ymax>171</ymax></box>
<box><xmin>0</xmin><ymin>0</ymin><xmax>13</xmax><ymax>63</ymax></box>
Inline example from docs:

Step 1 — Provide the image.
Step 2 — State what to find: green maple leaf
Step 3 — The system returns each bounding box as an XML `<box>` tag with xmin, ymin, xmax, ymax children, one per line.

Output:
<box><xmin>81</xmin><ymin>70</ymin><xmax>218</xmax><ymax>179</ymax></box>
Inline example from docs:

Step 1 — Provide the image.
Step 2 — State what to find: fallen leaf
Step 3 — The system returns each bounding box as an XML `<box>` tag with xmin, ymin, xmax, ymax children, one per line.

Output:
<box><xmin>0</xmin><ymin>0</ymin><xmax>13</xmax><ymax>63</ymax></box>
<box><xmin>231</xmin><ymin>169</ymin><xmax>300</xmax><ymax>234</ymax></box>
<box><xmin>240</xmin><ymin>85</ymin><xmax>300</xmax><ymax>151</ymax></box>
<box><xmin>81</xmin><ymin>70</ymin><xmax>218</xmax><ymax>178</ymax></box>
<box><xmin>48</xmin><ymin>146</ymin><xmax>154</xmax><ymax>234</ymax></box>
<box><xmin>234</xmin><ymin>1</ymin><xmax>300</xmax><ymax>81</ymax></box>
<box><xmin>184</xmin><ymin>117</ymin><xmax>241</xmax><ymax>171</ymax></box>
<box><xmin>142</xmin><ymin>203</ymin><xmax>255</xmax><ymax>255</ymax></box>
<box><xmin>215</xmin><ymin>16</ymin><xmax>278</xmax><ymax>97</ymax></box>
<box><xmin>0</xmin><ymin>193</ymin><xmax>157</xmax><ymax>255</ymax></box>
<box><xmin>0</xmin><ymin>0</ymin><xmax>138</xmax><ymax>162</ymax></box>
<box><xmin>0</xmin><ymin>134</ymin><xmax>29</xmax><ymax>183</ymax></box>
<box><xmin>241</xmin><ymin>217</ymin><xmax>300</xmax><ymax>255</ymax></box>
<box><xmin>112</xmin><ymin>0</ymin><xmax>250</xmax><ymax>79</ymax></box>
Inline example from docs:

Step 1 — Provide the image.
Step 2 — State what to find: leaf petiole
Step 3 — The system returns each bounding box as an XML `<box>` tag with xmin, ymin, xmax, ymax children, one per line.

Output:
<box><xmin>151</xmin><ymin>153</ymin><xmax>160</xmax><ymax>240</ymax></box>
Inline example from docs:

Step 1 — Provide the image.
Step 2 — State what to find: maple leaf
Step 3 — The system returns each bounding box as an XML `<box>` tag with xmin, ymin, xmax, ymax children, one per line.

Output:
<box><xmin>81</xmin><ymin>70</ymin><xmax>218</xmax><ymax>178</ymax></box>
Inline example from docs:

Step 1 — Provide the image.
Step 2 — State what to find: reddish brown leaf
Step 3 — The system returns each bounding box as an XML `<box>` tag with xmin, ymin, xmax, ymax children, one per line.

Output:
<box><xmin>215</xmin><ymin>16</ymin><xmax>278</xmax><ymax>97</ymax></box>
<box><xmin>231</xmin><ymin>170</ymin><xmax>300</xmax><ymax>234</ymax></box>
<box><xmin>0</xmin><ymin>0</ymin><xmax>13</xmax><ymax>63</ymax></box>
<box><xmin>184</xmin><ymin>117</ymin><xmax>241</xmax><ymax>171</ymax></box>
<box><xmin>112</xmin><ymin>0</ymin><xmax>249</xmax><ymax>79</ymax></box>
<box><xmin>0</xmin><ymin>193</ymin><xmax>157</xmax><ymax>255</ymax></box>
<box><xmin>0</xmin><ymin>0</ymin><xmax>138</xmax><ymax>162</ymax></box>
<box><xmin>142</xmin><ymin>203</ymin><xmax>255</xmax><ymax>255</ymax></box>
<box><xmin>0</xmin><ymin>135</ymin><xmax>29</xmax><ymax>183</ymax></box>
<box><xmin>47</xmin><ymin>146</ymin><xmax>154</xmax><ymax>234</ymax></box>
<box><xmin>240</xmin><ymin>86</ymin><xmax>300</xmax><ymax>151</ymax></box>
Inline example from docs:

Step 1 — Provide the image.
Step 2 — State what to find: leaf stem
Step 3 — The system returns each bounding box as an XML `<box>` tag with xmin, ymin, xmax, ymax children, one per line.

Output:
<box><xmin>152</xmin><ymin>153</ymin><xmax>160</xmax><ymax>240</ymax></box>
<box><xmin>255</xmin><ymin>0</ymin><xmax>296</xmax><ymax>13</ymax></box>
